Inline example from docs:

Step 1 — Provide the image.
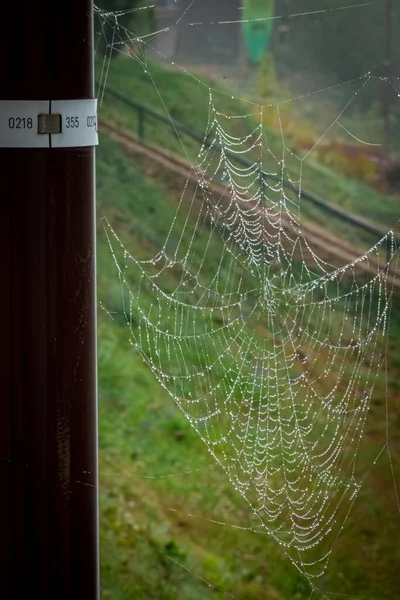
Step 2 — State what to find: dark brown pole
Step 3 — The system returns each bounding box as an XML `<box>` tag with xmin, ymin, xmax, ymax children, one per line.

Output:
<box><xmin>0</xmin><ymin>2</ymin><xmax>99</xmax><ymax>599</ymax></box>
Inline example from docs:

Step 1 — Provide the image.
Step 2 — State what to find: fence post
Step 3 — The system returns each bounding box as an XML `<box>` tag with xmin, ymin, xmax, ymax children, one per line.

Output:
<box><xmin>138</xmin><ymin>106</ymin><xmax>146</xmax><ymax>143</ymax></box>
<box><xmin>0</xmin><ymin>2</ymin><xmax>99</xmax><ymax>599</ymax></box>
<box><xmin>386</xmin><ymin>233</ymin><xmax>393</xmax><ymax>266</ymax></box>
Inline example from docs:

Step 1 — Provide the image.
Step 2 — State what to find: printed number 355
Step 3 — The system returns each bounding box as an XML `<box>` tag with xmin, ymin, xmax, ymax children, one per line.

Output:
<box><xmin>65</xmin><ymin>116</ymin><xmax>79</xmax><ymax>128</ymax></box>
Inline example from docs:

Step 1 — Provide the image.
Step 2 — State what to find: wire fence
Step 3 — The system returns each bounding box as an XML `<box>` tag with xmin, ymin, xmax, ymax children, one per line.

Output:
<box><xmin>99</xmin><ymin>82</ymin><xmax>399</xmax><ymax>251</ymax></box>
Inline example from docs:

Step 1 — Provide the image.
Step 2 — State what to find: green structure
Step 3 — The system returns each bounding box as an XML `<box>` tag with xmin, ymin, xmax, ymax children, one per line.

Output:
<box><xmin>242</xmin><ymin>0</ymin><xmax>275</xmax><ymax>63</ymax></box>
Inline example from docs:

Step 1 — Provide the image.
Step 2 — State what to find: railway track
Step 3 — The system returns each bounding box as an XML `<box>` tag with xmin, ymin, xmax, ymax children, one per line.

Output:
<box><xmin>100</xmin><ymin>119</ymin><xmax>399</xmax><ymax>293</ymax></box>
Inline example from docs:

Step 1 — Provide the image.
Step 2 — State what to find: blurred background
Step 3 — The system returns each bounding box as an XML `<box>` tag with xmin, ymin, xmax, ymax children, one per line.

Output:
<box><xmin>95</xmin><ymin>1</ymin><xmax>400</xmax><ymax>598</ymax></box>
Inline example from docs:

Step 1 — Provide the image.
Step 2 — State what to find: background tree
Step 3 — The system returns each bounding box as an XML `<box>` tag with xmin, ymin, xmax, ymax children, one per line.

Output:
<box><xmin>95</xmin><ymin>0</ymin><xmax>154</xmax><ymax>58</ymax></box>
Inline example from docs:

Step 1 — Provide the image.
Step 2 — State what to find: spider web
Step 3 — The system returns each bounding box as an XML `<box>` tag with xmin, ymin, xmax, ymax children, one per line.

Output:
<box><xmin>95</xmin><ymin>1</ymin><xmax>400</xmax><ymax>595</ymax></box>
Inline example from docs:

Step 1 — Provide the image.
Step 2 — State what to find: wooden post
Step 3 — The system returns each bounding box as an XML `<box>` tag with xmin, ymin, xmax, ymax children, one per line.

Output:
<box><xmin>0</xmin><ymin>1</ymin><xmax>99</xmax><ymax>598</ymax></box>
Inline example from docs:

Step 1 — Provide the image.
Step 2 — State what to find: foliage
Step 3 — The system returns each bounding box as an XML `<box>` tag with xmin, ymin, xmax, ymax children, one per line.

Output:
<box><xmin>95</xmin><ymin>0</ymin><xmax>154</xmax><ymax>57</ymax></box>
<box><xmin>257</xmin><ymin>51</ymin><xmax>278</xmax><ymax>100</ymax></box>
<box><xmin>315</xmin><ymin>144</ymin><xmax>382</xmax><ymax>190</ymax></box>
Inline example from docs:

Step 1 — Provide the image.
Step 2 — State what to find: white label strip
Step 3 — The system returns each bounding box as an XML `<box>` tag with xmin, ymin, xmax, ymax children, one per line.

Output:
<box><xmin>51</xmin><ymin>99</ymin><xmax>98</xmax><ymax>148</ymax></box>
<box><xmin>0</xmin><ymin>99</ymin><xmax>98</xmax><ymax>148</ymax></box>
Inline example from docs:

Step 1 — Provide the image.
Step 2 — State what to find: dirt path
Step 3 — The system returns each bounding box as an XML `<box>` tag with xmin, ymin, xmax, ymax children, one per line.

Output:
<box><xmin>100</xmin><ymin>119</ymin><xmax>399</xmax><ymax>293</ymax></box>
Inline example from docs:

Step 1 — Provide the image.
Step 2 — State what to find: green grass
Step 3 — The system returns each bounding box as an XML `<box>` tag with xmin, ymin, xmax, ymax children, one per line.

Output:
<box><xmin>97</xmin><ymin>127</ymin><xmax>400</xmax><ymax>600</ymax></box>
<box><xmin>97</xmin><ymin>133</ymin><xmax>304</xmax><ymax>600</ymax></box>
<box><xmin>96</xmin><ymin>55</ymin><xmax>399</xmax><ymax>247</ymax></box>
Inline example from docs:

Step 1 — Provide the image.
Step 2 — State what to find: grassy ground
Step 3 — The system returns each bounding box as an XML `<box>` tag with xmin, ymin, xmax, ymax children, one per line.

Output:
<box><xmin>97</xmin><ymin>126</ymin><xmax>400</xmax><ymax>600</ymax></box>
<box><xmin>96</xmin><ymin>55</ymin><xmax>399</xmax><ymax>247</ymax></box>
<box><xmin>97</xmin><ymin>132</ymin><xmax>306</xmax><ymax>600</ymax></box>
